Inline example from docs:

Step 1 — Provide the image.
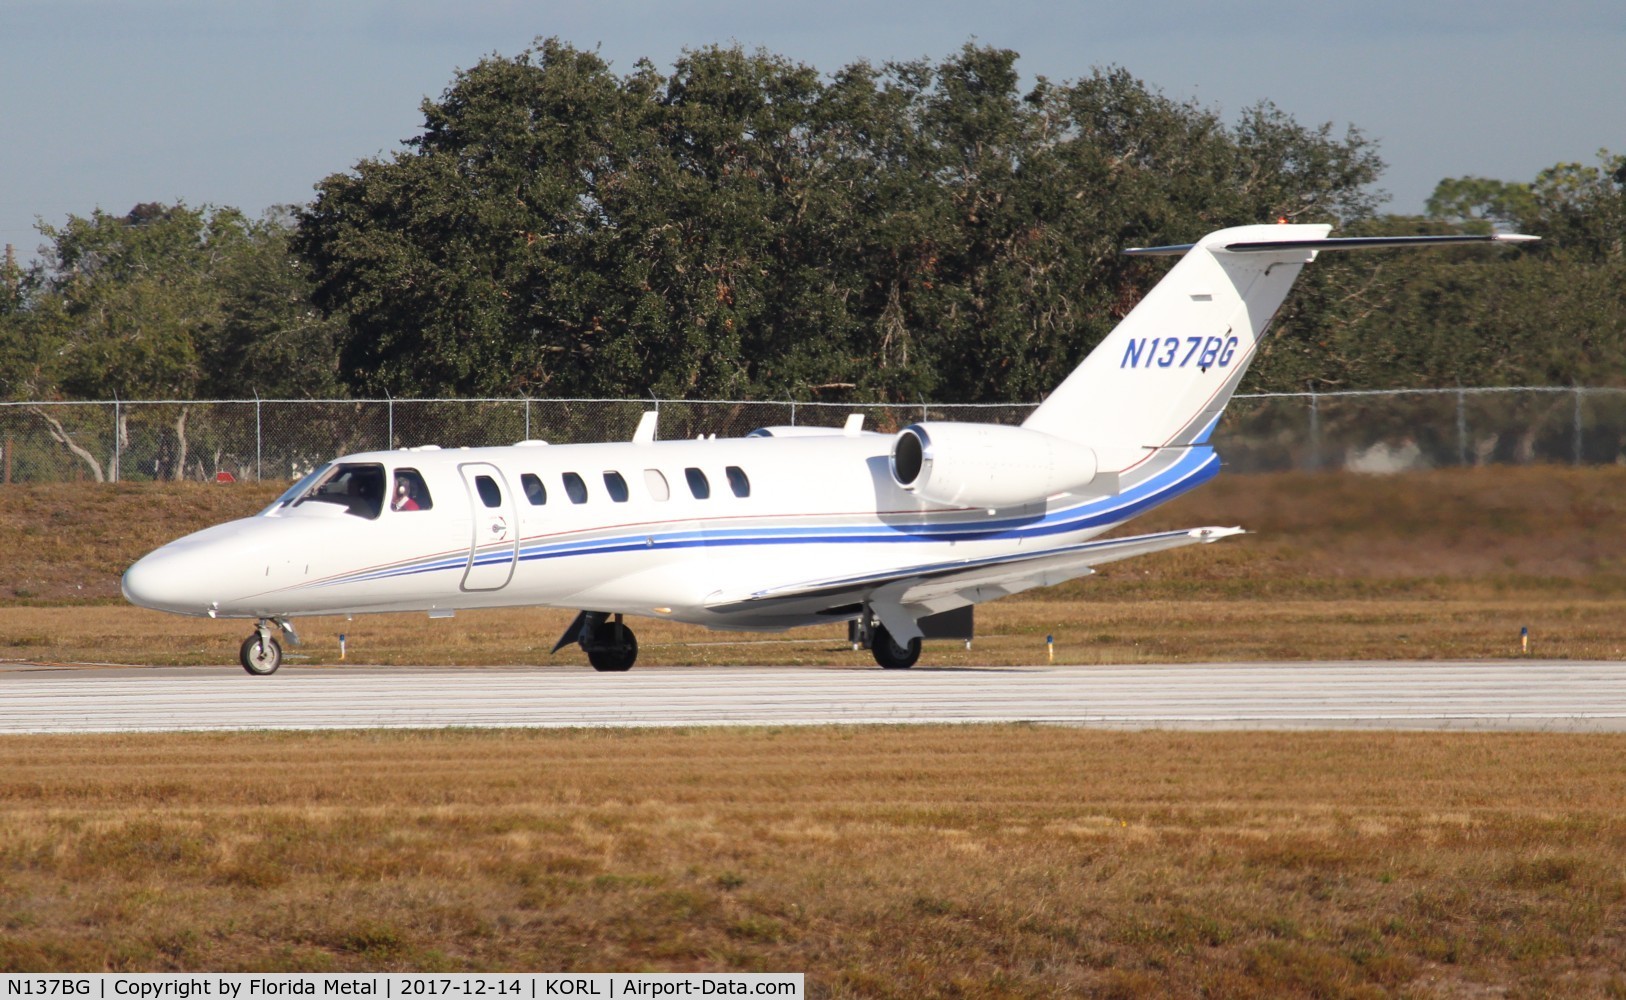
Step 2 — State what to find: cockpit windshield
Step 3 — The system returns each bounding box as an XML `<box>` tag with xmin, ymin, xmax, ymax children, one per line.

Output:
<box><xmin>284</xmin><ymin>462</ymin><xmax>388</xmax><ymax>519</ymax></box>
<box><xmin>261</xmin><ymin>464</ymin><xmax>330</xmax><ymax>516</ymax></box>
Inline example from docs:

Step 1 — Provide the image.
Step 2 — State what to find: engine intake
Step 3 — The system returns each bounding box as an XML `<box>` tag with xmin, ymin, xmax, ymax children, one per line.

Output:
<box><xmin>889</xmin><ymin>422</ymin><xmax>1102</xmax><ymax>508</ymax></box>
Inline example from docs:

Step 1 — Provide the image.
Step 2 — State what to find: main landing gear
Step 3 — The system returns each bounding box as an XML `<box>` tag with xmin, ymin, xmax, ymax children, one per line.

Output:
<box><xmin>870</xmin><ymin>624</ymin><xmax>922</xmax><ymax>669</ymax></box>
<box><xmin>553</xmin><ymin>610</ymin><xmax>638</xmax><ymax>672</ymax></box>
<box><xmin>852</xmin><ymin>611</ymin><xmax>922</xmax><ymax>670</ymax></box>
<box><xmin>239</xmin><ymin>618</ymin><xmax>298</xmax><ymax>675</ymax></box>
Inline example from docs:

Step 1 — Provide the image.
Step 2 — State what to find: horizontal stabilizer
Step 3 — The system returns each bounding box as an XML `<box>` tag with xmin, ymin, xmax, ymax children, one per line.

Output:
<box><xmin>1125</xmin><ymin>233</ymin><xmax>1538</xmax><ymax>257</ymax></box>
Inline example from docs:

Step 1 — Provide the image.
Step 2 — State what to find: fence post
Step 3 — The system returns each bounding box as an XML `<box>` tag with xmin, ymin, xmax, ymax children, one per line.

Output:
<box><xmin>1574</xmin><ymin>387</ymin><xmax>1584</xmax><ymax>466</ymax></box>
<box><xmin>524</xmin><ymin>397</ymin><xmax>531</xmax><ymax>441</ymax></box>
<box><xmin>254</xmin><ymin>393</ymin><xmax>263</xmax><ymax>482</ymax></box>
<box><xmin>1307</xmin><ymin>390</ymin><xmax>1320</xmax><ymax>471</ymax></box>
<box><xmin>112</xmin><ymin>397</ymin><xmax>120</xmax><ymax>483</ymax></box>
<box><xmin>1456</xmin><ymin>389</ymin><xmax>1467</xmax><ymax>466</ymax></box>
<box><xmin>386</xmin><ymin>393</ymin><xmax>394</xmax><ymax>451</ymax></box>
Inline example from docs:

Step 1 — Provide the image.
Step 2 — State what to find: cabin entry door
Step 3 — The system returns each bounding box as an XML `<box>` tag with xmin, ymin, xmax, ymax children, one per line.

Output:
<box><xmin>458</xmin><ymin>462</ymin><xmax>519</xmax><ymax>591</ymax></box>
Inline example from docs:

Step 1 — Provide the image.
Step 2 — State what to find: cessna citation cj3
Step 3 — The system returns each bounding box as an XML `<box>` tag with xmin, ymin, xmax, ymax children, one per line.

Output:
<box><xmin>123</xmin><ymin>224</ymin><xmax>1536</xmax><ymax>674</ymax></box>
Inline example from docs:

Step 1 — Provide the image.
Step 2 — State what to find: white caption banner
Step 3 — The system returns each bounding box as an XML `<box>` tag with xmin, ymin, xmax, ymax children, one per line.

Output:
<box><xmin>0</xmin><ymin>975</ymin><xmax>803</xmax><ymax>1000</ymax></box>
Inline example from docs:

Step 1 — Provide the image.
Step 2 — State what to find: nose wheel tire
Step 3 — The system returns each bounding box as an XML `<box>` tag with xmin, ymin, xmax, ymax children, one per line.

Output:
<box><xmin>240</xmin><ymin>634</ymin><xmax>283</xmax><ymax>675</ymax></box>
<box><xmin>871</xmin><ymin>624</ymin><xmax>921</xmax><ymax>670</ymax></box>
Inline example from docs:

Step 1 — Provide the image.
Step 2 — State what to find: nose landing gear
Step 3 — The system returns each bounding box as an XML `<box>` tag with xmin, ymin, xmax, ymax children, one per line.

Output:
<box><xmin>239</xmin><ymin>618</ymin><xmax>299</xmax><ymax>675</ymax></box>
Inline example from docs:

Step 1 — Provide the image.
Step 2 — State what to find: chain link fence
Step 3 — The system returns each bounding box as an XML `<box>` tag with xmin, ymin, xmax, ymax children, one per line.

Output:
<box><xmin>1</xmin><ymin>389</ymin><xmax>1622</xmax><ymax>484</ymax></box>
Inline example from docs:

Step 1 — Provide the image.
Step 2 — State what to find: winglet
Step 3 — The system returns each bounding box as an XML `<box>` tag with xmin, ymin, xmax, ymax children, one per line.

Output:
<box><xmin>632</xmin><ymin>411</ymin><xmax>658</xmax><ymax>444</ymax></box>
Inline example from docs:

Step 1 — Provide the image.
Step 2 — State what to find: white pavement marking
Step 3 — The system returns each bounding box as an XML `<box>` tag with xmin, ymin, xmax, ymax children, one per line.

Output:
<box><xmin>0</xmin><ymin>660</ymin><xmax>1619</xmax><ymax>738</ymax></box>
<box><xmin>1</xmin><ymin>661</ymin><xmax>1624</xmax><ymax>734</ymax></box>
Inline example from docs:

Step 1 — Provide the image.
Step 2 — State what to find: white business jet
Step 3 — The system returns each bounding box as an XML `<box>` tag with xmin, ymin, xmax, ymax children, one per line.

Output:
<box><xmin>123</xmin><ymin>224</ymin><xmax>1535</xmax><ymax>674</ymax></box>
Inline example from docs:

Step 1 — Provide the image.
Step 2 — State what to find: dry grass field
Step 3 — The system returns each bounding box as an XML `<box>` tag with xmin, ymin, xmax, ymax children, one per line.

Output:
<box><xmin>2</xmin><ymin>727</ymin><xmax>1624</xmax><ymax>997</ymax></box>
<box><xmin>3</xmin><ymin>468</ymin><xmax>1626</xmax><ymax>995</ymax></box>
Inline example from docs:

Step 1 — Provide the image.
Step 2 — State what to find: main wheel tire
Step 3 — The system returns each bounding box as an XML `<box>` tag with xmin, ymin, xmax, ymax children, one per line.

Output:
<box><xmin>240</xmin><ymin>634</ymin><xmax>283</xmax><ymax>675</ymax></box>
<box><xmin>587</xmin><ymin>623</ymin><xmax>637</xmax><ymax>672</ymax></box>
<box><xmin>871</xmin><ymin>624</ymin><xmax>921</xmax><ymax>670</ymax></box>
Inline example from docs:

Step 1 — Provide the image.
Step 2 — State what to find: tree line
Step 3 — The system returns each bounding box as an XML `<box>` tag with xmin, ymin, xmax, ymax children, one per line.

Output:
<box><xmin>2</xmin><ymin>40</ymin><xmax>1622</xmax><ymax>407</ymax></box>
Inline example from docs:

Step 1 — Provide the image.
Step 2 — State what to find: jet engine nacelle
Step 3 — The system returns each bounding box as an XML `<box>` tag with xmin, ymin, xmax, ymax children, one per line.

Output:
<box><xmin>889</xmin><ymin>422</ymin><xmax>1100</xmax><ymax>508</ymax></box>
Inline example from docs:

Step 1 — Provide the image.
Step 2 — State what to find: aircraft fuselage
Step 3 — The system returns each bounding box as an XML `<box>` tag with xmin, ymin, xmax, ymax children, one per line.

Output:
<box><xmin>122</xmin><ymin>430</ymin><xmax>1217</xmax><ymax>632</ymax></box>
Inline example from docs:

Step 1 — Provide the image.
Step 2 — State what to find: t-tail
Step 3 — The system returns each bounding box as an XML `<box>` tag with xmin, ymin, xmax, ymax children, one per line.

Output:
<box><xmin>888</xmin><ymin>223</ymin><xmax>1533</xmax><ymax>510</ymax></box>
<box><xmin>1022</xmin><ymin>224</ymin><xmax>1538</xmax><ymax>458</ymax></box>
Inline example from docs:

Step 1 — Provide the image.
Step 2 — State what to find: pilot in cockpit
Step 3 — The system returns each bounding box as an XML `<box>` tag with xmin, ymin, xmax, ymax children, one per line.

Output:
<box><xmin>392</xmin><ymin>477</ymin><xmax>420</xmax><ymax>511</ymax></box>
<box><xmin>390</xmin><ymin>468</ymin><xmax>432</xmax><ymax>512</ymax></box>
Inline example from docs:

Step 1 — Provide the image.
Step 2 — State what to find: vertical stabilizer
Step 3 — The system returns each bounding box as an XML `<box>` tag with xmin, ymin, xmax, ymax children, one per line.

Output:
<box><xmin>1023</xmin><ymin>224</ymin><xmax>1328</xmax><ymax>457</ymax></box>
<box><xmin>1023</xmin><ymin>225</ymin><xmax>1537</xmax><ymax>465</ymax></box>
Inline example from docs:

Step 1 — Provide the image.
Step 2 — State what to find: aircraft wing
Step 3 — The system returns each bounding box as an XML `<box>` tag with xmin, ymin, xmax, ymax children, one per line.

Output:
<box><xmin>704</xmin><ymin>526</ymin><xmax>1244</xmax><ymax>624</ymax></box>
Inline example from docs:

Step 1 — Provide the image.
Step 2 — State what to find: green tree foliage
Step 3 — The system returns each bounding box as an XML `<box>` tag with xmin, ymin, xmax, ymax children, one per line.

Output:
<box><xmin>298</xmin><ymin>39</ymin><xmax>1384</xmax><ymax>402</ymax></box>
<box><xmin>0</xmin><ymin>202</ymin><xmax>345</xmax><ymax>479</ymax></box>
<box><xmin>1251</xmin><ymin>150</ymin><xmax>1624</xmax><ymax>392</ymax></box>
<box><xmin>0</xmin><ymin>203</ymin><xmax>342</xmax><ymax>402</ymax></box>
<box><xmin>1424</xmin><ymin>176</ymin><xmax>1537</xmax><ymax>233</ymax></box>
<box><xmin>4</xmin><ymin>203</ymin><xmax>227</xmax><ymax>401</ymax></box>
<box><xmin>6</xmin><ymin>43</ymin><xmax>1620</xmax><ymax>407</ymax></box>
<box><xmin>200</xmin><ymin>207</ymin><xmax>347</xmax><ymax>399</ymax></box>
<box><xmin>1521</xmin><ymin>151</ymin><xmax>1626</xmax><ymax>263</ymax></box>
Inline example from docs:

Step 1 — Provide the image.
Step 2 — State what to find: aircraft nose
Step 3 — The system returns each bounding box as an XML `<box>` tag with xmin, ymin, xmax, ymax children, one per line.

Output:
<box><xmin>122</xmin><ymin>547</ymin><xmax>213</xmax><ymax>615</ymax></box>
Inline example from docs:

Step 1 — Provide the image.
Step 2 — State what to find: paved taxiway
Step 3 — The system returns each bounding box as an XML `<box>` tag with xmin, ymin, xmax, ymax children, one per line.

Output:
<box><xmin>2</xmin><ymin>660</ymin><xmax>1624</xmax><ymax>733</ymax></box>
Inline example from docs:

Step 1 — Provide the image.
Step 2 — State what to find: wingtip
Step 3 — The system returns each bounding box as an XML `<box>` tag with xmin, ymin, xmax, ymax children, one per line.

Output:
<box><xmin>1188</xmin><ymin>526</ymin><xmax>1246</xmax><ymax>541</ymax></box>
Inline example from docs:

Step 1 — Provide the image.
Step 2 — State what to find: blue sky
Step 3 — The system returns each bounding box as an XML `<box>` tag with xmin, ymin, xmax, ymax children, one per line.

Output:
<box><xmin>2</xmin><ymin>1</ymin><xmax>1621</xmax><ymax>259</ymax></box>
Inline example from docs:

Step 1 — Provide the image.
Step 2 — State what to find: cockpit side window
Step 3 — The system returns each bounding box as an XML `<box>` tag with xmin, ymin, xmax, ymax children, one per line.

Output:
<box><xmin>391</xmin><ymin>468</ymin><xmax>433</xmax><ymax>512</ymax></box>
<box><xmin>292</xmin><ymin>462</ymin><xmax>387</xmax><ymax>519</ymax></box>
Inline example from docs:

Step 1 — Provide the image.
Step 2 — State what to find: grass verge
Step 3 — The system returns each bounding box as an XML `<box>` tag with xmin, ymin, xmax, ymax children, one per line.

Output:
<box><xmin>1</xmin><ymin>726</ymin><xmax>1624</xmax><ymax>997</ymax></box>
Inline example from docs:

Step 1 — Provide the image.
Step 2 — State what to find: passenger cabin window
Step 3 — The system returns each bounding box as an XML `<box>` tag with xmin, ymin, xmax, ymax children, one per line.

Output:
<box><xmin>562</xmin><ymin>472</ymin><xmax>589</xmax><ymax>504</ymax></box>
<box><xmin>726</xmin><ymin>465</ymin><xmax>751</xmax><ymax>498</ymax></box>
<box><xmin>685</xmin><ymin>467</ymin><xmax>710</xmax><ymax>500</ymax></box>
<box><xmin>292</xmin><ymin>463</ymin><xmax>386</xmax><ymax>520</ymax></box>
<box><xmin>474</xmin><ymin>475</ymin><xmax>502</xmax><ymax>508</ymax></box>
<box><xmin>603</xmin><ymin>471</ymin><xmax>629</xmax><ymax>503</ymax></box>
<box><xmin>644</xmin><ymin>469</ymin><xmax>670</xmax><ymax>501</ymax></box>
<box><xmin>521</xmin><ymin>473</ymin><xmax>547</xmax><ymax>505</ymax></box>
<box><xmin>391</xmin><ymin>468</ymin><xmax>433</xmax><ymax>512</ymax></box>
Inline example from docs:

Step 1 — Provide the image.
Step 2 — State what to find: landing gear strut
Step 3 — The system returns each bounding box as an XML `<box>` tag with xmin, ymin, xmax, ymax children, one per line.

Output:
<box><xmin>239</xmin><ymin>618</ymin><xmax>298</xmax><ymax>675</ymax></box>
<box><xmin>553</xmin><ymin>610</ymin><xmax>638</xmax><ymax>671</ymax></box>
